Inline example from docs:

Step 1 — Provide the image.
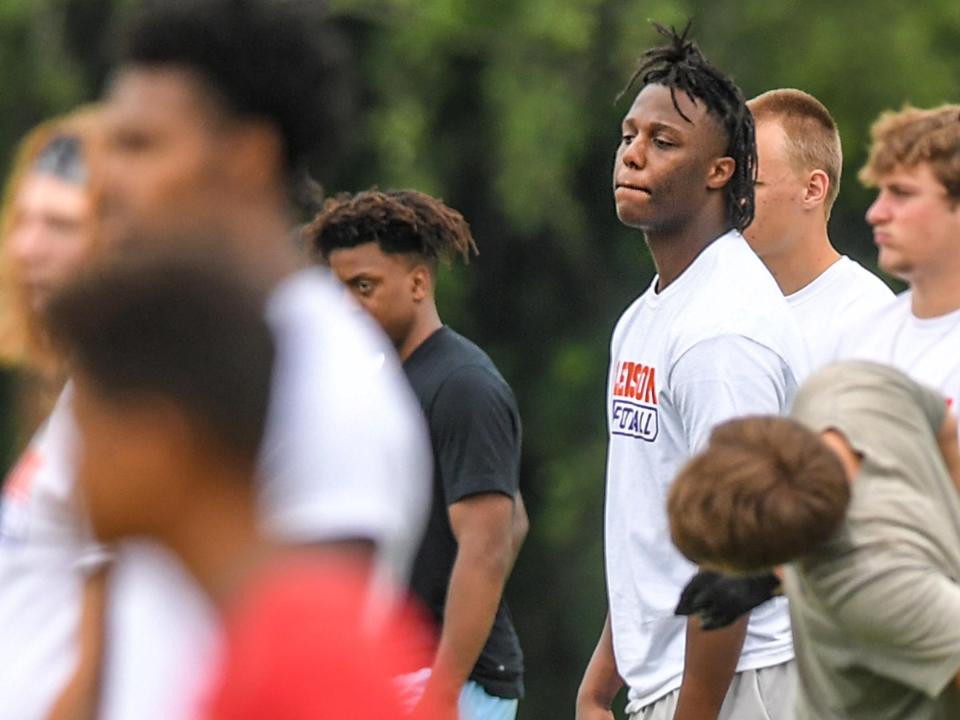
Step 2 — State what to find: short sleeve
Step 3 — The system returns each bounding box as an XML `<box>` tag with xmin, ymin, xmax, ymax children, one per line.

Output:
<box><xmin>430</xmin><ymin>365</ymin><xmax>521</xmax><ymax>505</ymax></box>
<box><xmin>670</xmin><ymin>335</ymin><xmax>795</xmax><ymax>452</ymax></box>
<box><xmin>808</xmin><ymin>514</ymin><xmax>960</xmax><ymax>697</ymax></box>
<box><xmin>913</xmin><ymin>380</ymin><xmax>949</xmax><ymax>437</ymax></box>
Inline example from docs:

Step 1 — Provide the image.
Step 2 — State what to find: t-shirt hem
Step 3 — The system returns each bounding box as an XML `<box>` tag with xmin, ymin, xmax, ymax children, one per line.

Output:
<box><xmin>623</xmin><ymin>648</ymin><xmax>795</xmax><ymax>712</ymax></box>
<box><xmin>470</xmin><ymin>675</ymin><xmax>524</xmax><ymax>700</ymax></box>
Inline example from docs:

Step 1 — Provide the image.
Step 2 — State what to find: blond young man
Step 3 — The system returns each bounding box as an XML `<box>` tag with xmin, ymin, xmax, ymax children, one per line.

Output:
<box><xmin>833</xmin><ymin>104</ymin><xmax>960</xmax><ymax>416</ymax></box>
<box><xmin>745</xmin><ymin>89</ymin><xmax>892</xmax><ymax>366</ymax></box>
<box><xmin>667</xmin><ymin>361</ymin><xmax>960</xmax><ymax>720</ymax></box>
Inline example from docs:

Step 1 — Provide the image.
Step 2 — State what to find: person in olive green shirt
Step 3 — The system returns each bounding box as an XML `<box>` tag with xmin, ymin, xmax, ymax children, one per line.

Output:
<box><xmin>668</xmin><ymin>361</ymin><xmax>960</xmax><ymax>720</ymax></box>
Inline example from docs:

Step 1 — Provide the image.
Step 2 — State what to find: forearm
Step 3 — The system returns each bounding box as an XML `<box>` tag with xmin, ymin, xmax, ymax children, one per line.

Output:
<box><xmin>431</xmin><ymin>546</ymin><xmax>511</xmax><ymax>693</ymax></box>
<box><xmin>48</xmin><ymin>566</ymin><xmax>109</xmax><ymax>720</ymax></box>
<box><xmin>673</xmin><ymin>614</ymin><xmax>747</xmax><ymax>720</ymax></box>
<box><xmin>577</xmin><ymin>613</ymin><xmax>623</xmax><ymax>712</ymax></box>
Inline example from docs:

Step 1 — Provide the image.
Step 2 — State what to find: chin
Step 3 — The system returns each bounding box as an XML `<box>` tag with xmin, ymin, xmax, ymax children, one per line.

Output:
<box><xmin>615</xmin><ymin>204</ymin><xmax>653</xmax><ymax>230</ymax></box>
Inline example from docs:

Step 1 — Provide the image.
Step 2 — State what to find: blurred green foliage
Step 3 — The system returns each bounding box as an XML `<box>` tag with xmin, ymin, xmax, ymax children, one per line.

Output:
<box><xmin>0</xmin><ymin>1</ymin><xmax>958</xmax><ymax>716</ymax></box>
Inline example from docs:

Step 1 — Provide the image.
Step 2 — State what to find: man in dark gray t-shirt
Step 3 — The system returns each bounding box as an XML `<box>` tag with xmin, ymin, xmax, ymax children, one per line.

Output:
<box><xmin>307</xmin><ymin>189</ymin><xmax>527</xmax><ymax>720</ymax></box>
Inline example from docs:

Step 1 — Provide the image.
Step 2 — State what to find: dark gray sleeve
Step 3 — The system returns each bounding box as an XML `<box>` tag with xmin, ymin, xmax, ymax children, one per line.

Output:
<box><xmin>430</xmin><ymin>365</ymin><xmax>521</xmax><ymax>506</ymax></box>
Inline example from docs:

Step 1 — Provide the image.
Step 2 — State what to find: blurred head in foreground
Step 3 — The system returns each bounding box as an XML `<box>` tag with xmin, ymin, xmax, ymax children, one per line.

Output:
<box><xmin>45</xmin><ymin>249</ymin><xmax>273</xmax><ymax>545</ymax></box>
<box><xmin>306</xmin><ymin>189</ymin><xmax>477</xmax><ymax>360</ymax></box>
<box><xmin>103</xmin><ymin>0</ymin><xmax>342</xmax><ymax>254</ymax></box>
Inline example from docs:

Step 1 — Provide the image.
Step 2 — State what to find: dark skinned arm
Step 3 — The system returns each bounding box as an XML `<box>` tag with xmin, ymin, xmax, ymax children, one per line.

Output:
<box><xmin>419</xmin><ymin>493</ymin><xmax>517</xmax><ymax>712</ymax></box>
<box><xmin>47</xmin><ymin>565</ymin><xmax>109</xmax><ymax>720</ymax></box>
<box><xmin>672</xmin><ymin>614</ymin><xmax>748</xmax><ymax>720</ymax></box>
<box><xmin>576</xmin><ymin>613</ymin><xmax>623</xmax><ymax>720</ymax></box>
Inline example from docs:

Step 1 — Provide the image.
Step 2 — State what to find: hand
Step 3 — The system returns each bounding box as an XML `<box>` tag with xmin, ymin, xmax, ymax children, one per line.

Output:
<box><xmin>414</xmin><ymin>678</ymin><xmax>460</xmax><ymax>720</ymax></box>
<box><xmin>675</xmin><ymin>571</ymin><xmax>781</xmax><ymax>630</ymax></box>
<box><xmin>575</xmin><ymin>694</ymin><xmax>615</xmax><ymax>720</ymax></box>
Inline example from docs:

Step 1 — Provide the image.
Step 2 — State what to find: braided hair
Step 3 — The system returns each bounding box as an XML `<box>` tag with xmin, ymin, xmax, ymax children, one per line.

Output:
<box><xmin>622</xmin><ymin>22</ymin><xmax>757</xmax><ymax>231</ymax></box>
<box><xmin>306</xmin><ymin>189</ymin><xmax>478</xmax><ymax>270</ymax></box>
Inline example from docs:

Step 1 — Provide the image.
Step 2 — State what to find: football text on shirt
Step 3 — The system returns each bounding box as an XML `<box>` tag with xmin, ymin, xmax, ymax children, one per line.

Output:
<box><xmin>611</xmin><ymin>361</ymin><xmax>659</xmax><ymax>441</ymax></box>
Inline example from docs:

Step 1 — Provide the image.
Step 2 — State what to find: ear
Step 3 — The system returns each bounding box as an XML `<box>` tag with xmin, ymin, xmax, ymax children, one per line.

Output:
<box><xmin>410</xmin><ymin>263</ymin><xmax>433</xmax><ymax>303</ymax></box>
<box><xmin>802</xmin><ymin>169</ymin><xmax>830</xmax><ymax>210</ymax></box>
<box><xmin>707</xmin><ymin>156</ymin><xmax>737</xmax><ymax>190</ymax></box>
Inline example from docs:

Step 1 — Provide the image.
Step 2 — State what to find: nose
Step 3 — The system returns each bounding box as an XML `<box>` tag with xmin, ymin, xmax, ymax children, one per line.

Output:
<box><xmin>619</xmin><ymin>137</ymin><xmax>646</xmax><ymax>171</ymax></box>
<box><xmin>865</xmin><ymin>192</ymin><xmax>889</xmax><ymax>226</ymax></box>
<box><xmin>9</xmin><ymin>221</ymin><xmax>47</xmax><ymax>267</ymax></box>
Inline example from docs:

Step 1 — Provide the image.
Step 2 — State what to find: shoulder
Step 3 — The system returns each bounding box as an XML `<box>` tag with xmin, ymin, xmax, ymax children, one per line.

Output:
<box><xmin>433</xmin><ymin>358</ymin><xmax>517</xmax><ymax>417</ymax></box>
<box><xmin>833</xmin><ymin>257</ymin><xmax>895</xmax><ymax>310</ymax></box>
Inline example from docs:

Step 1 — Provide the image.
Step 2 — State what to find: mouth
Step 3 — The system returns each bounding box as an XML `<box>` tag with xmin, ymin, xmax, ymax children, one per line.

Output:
<box><xmin>873</xmin><ymin>231</ymin><xmax>892</xmax><ymax>247</ymax></box>
<box><xmin>615</xmin><ymin>182</ymin><xmax>652</xmax><ymax>196</ymax></box>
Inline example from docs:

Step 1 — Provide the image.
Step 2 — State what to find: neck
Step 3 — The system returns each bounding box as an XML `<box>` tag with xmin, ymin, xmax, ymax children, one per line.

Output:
<box><xmin>763</xmin><ymin>223</ymin><xmax>840</xmax><ymax>296</ymax></box>
<box><xmin>909</xmin><ymin>268</ymin><xmax>960</xmax><ymax>319</ymax></box>
<box><xmin>397</xmin><ymin>302</ymin><xmax>443</xmax><ymax>362</ymax></box>
<box><xmin>645</xmin><ymin>212</ymin><xmax>731</xmax><ymax>290</ymax></box>
<box><xmin>160</xmin><ymin>464</ymin><xmax>267</xmax><ymax>610</ymax></box>
<box><xmin>224</xmin><ymin>201</ymin><xmax>301</xmax><ymax>292</ymax></box>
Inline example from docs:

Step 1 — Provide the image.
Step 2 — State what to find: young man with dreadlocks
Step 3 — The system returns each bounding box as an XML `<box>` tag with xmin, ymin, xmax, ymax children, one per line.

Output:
<box><xmin>576</xmin><ymin>25</ymin><xmax>807</xmax><ymax>720</ymax></box>
<box><xmin>309</xmin><ymin>189</ymin><xmax>527</xmax><ymax>720</ymax></box>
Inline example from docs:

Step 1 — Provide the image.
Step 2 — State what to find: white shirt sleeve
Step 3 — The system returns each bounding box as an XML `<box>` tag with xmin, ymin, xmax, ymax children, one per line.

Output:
<box><xmin>670</xmin><ymin>334</ymin><xmax>795</xmax><ymax>453</ymax></box>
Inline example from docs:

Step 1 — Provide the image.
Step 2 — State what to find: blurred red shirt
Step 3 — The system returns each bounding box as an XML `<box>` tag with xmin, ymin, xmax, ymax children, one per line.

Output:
<box><xmin>203</xmin><ymin>556</ymin><xmax>446</xmax><ymax>720</ymax></box>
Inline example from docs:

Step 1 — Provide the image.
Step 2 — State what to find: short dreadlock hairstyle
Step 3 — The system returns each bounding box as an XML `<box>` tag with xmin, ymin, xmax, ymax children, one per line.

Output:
<box><xmin>623</xmin><ymin>22</ymin><xmax>757</xmax><ymax>231</ymax></box>
<box><xmin>121</xmin><ymin>0</ymin><xmax>345</xmax><ymax>185</ymax></box>
<box><xmin>306</xmin><ymin>189</ymin><xmax>478</xmax><ymax>273</ymax></box>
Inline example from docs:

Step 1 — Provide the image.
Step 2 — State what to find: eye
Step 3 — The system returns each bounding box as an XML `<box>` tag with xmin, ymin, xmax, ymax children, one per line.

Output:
<box><xmin>621</xmin><ymin>133</ymin><xmax>635</xmax><ymax>146</ymax></box>
<box><xmin>354</xmin><ymin>278</ymin><xmax>374</xmax><ymax>295</ymax></box>
<box><xmin>652</xmin><ymin>136</ymin><xmax>674</xmax><ymax>149</ymax></box>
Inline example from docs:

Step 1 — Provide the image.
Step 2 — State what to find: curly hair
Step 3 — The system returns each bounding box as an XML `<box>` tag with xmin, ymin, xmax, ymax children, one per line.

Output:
<box><xmin>305</xmin><ymin>189</ymin><xmax>478</xmax><ymax>270</ymax></box>
<box><xmin>622</xmin><ymin>22</ymin><xmax>757</xmax><ymax>231</ymax></box>
<box><xmin>859</xmin><ymin>104</ymin><xmax>960</xmax><ymax>203</ymax></box>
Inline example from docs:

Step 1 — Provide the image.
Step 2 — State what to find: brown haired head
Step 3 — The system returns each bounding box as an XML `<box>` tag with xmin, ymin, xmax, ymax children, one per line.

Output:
<box><xmin>304</xmin><ymin>189</ymin><xmax>477</xmax><ymax>272</ymax></box>
<box><xmin>0</xmin><ymin>106</ymin><xmax>108</xmax><ymax>374</ymax></box>
<box><xmin>748</xmin><ymin>88</ymin><xmax>843</xmax><ymax>218</ymax></box>
<box><xmin>859</xmin><ymin>104</ymin><xmax>960</xmax><ymax>202</ymax></box>
<box><xmin>667</xmin><ymin>415</ymin><xmax>850</xmax><ymax>574</ymax></box>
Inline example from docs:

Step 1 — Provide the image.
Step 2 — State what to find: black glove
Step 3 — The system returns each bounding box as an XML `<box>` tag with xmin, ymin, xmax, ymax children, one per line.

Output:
<box><xmin>675</xmin><ymin>571</ymin><xmax>782</xmax><ymax>630</ymax></box>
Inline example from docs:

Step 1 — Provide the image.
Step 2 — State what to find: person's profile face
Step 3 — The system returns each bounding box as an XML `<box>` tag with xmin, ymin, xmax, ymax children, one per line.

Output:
<box><xmin>7</xmin><ymin>171</ymin><xmax>93</xmax><ymax>312</ymax></box>
<box><xmin>71</xmin><ymin>377</ymin><xmax>187</xmax><ymax>542</ymax></box>
<box><xmin>327</xmin><ymin>242</ymin><xmax>423</xmax><ymax>349</ymax></box>
<box><xmin>742</xmin><ymin>120</ymin><xmax>807</xmax><ymax>259</ymax></box>
<box><xmin>865</xmin><ymin>162</ymin><xmax>960</xmax><ymax>282</ymax></box>
<box><xmin>613</xmin><ymin>83</ymin><xmax>730</xmax><ymax>234</ymax></box>
<box><xmin>102</xmin><ymin>68</ymin><xmax>233</xmax><ymax>247</ymax></box>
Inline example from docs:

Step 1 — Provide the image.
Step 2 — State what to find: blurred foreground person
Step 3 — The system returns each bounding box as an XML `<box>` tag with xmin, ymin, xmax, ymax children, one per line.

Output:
<box><xmin>46</xmin><ymin>252</ymin><xmax>446</xmax><ymax>720</ymax></box>
<box><xmin>744</xmin><ymin>89</ymin><xmax>892</xmax><ymax>366</ymax></box>
<box><xmin>95</xmin><ymin>0</ymin><xmax>431</xmax><ymax>717</ymax></box>
<box><xmin>0</xmin><ymin>110</ymin><xmax>111</xmax><ymax>720</ymax></box>
<box><xmin>309</xmin><ymin>190</ymin><xmax>527</xmax><ymax>719</ymax></box>
<box><xmin>577</xmin><ymin>24</ymin><xmax>806</xmax><ymax>720</ymax></box>
<box><xmin>668</xmin><ymin>361</ymin><xmax>960</xmax><ymax>720</ymax></box>
<box><xmin>834</xmin><ymin>104</ymin><xmax>960</xmax><ymax>416</ymax></box>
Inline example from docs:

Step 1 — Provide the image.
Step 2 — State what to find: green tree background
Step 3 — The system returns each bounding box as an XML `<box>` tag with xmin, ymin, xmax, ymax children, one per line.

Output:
<box><xmin>1</xmin><ymin>1</ymin><xmax>958</xmax><ymax>716</ymax></box>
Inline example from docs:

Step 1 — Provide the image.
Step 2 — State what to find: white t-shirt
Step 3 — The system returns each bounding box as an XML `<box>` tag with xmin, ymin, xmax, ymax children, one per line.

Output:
<box><xmin>0</xmin><ymin>389</ymin><xmax>105</xmax><ymax>720</ymax></box>
<box><xmin>98</xmin><ymin>267</ymin><xmax>432</xmax><ymax>720</ymax></box>
<box><xmin>834</xmin><ymin>290</ymin><xmax>960</xmax><ymax>418</ymax></box>
<box><xmin>786</xmin><ymin>256</ymin><xmax>893</xmax><ymax>369</ymax></box>
<box><xmin>605</xmin><ymin>230</ymin><xmax>808</xmax><ymax>712</ymax></box>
